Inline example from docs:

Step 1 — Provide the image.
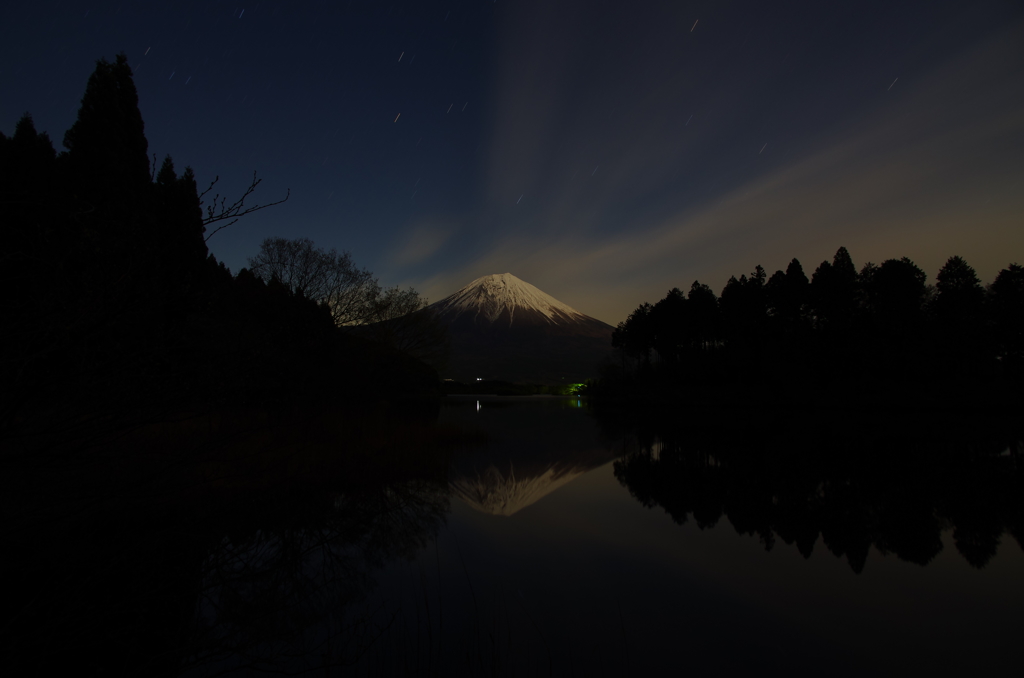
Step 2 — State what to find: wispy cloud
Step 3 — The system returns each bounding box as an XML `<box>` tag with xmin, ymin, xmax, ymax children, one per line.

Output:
<box><xmin>419</xmin><ymin>12</ymin><xmax>1024</xmax><ymax>324</ymax></box>
<box><xmin>387</xmin><ymin>219</ymin><xmax>456</xmax><ymax>269</ymax></box>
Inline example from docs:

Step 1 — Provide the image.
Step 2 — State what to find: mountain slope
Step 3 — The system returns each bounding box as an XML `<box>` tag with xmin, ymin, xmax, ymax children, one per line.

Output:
<box><xmin>433</xmin><ymin>273</ymin><xmax>589</xmax><ymax>327</ymax></box>
<box><xmin>450</xmin><ymin>462</ymin><xmax>587</xmax><ymax>516</ymax></box>
<box><xmin>429</xmin><ymin>273</ymin><xmax>614</xmax><ymax>383</ymax></box>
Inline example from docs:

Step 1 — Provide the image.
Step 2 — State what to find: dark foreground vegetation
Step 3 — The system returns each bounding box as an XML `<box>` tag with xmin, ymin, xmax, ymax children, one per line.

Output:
<box><xmin>1</xmin><ymin>54</ymin><xmax>443</xmax><ymax>440</ymax></box>
<box><xmin>599</xmin><ymin>247</ymin><xmax>1024</xmax><ymax>409</ymax></box>
<box><xmin>2</xmin><ymin>401</ymin><xmax>475</xmax><ymax>675</ymax></box>
<box><xmin>0</xmin><ymin>54</ymin><xmax>455</xmax><ymax>674</ymax></box>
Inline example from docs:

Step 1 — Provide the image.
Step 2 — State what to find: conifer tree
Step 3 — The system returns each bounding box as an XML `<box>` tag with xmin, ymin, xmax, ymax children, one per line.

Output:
<box><xmin>719</xmin><ymin>266</ymin><xmax>767</xmax><ymax>352</ymax></box>
<box><xmin>766</xmin><ymin>258</ymin><xmax>809</xmax><ymax>329</ymax></box>
<box><xmin>152</xmin><ymin>155</ymin><xmax>208</xmax><ymax>285</ymax></box>
<box><xmin>866</xmin><ymin>257</ymin><xmax>927</xmax><ymax>328</ymax></box>
<box><xmin>63</xmin><ymin>54</ymin><xmax>149</xmax><ymax>197</ymax></box>
<box><xmin>686</xmin><ymin>281</ymin><xmax>719</xmax><ymax>350</ymax></box>
<box><xmin>934</xmin><ymin>256</ymin><xmax>985</xmax><ymax>319</ymax></box>
<box><xmin>613</xmin><ymin>303</ymin><xmax>655</xmax><ymax>366</ymax></box>
<box><xmin>810</xmin><ymin>249</ymin><xmax>858</xmax><ymax>333</ymax></box>
<box><xmin>989</xmin><ymin>263</ymin><xmax>1024</xmax><ymax>372</ymax></box>
<box><xmin>932</xmin><ymin>256</ymin><xmax>986</xmax><ymax>368</ymax></box>
<box><xmin>650</xmin><ymin>288</ymin><xmax>687</xmax><ymax>362</ymax></box>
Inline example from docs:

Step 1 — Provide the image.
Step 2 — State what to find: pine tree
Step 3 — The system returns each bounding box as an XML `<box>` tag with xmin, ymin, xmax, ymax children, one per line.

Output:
<box><xmin>651</xmin><ymin>288</ymin><xmax>687</xmax><ymax>362</ymax></box>
<box><xmin>686</xmin><ymin>281</ymin><xmax>719</xmax><ymax>351</ymax></box>
<box><xmin>810</xmin><ymin>247</ymin><xmax>858</xmax><ymax>333</ymax></box>
<box><xmin>989</xmin><ymin>263</ymin><xmax>1024</xmax><ymax>373</ymax></box>
<box><xmin>152</xmin><ymin>155</ymin><xmax>208</xmax><ymax>288</ymax></box>
<box><xmin>63</xmin><ymin>54</ymin><xmax>149</xmax><ymax>197</ymax></box>
<box><xmin>766</xmin><ymin>258</ymin><xmax>808</xmax><ymax>329</ymax></box>
<box><xmin>934</xmin><ymin>256</ymin><xmax>985</xmax><ymax>318</ymax></box>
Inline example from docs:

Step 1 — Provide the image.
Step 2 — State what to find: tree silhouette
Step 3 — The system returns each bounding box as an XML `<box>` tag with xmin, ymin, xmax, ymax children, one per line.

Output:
<box><xmin>810</xmin><ymin>246</ymin><xmax>858</xmax><ymax>333</ymax></box>
<box><xmin>858</xmin><ymin>257</ymin><xmax>929</xmax><ymax>378</ymax></box>
<box><xmin>2</xmin><ymin>52</ymin><xmax>441</xmax><ymax>421</ymax></box>
<box><xmin>603</xmin><ymin>405</ymin><xmax>1022</xmax><ymax>574</ymax></box>
<box><xmin>766</xmin><ymin>258</ymin><xmax>809</xmax><ymax>331</ymax></box>
<box><xmin>0</xmin><ymin>114</ymin><xmax>64</xmax><ymax>419</ymax></box>
<box><xmin>862</xmin><ymin>257</ymin><xmax>927</xmax><ymax>327</ymax></box>
<box><xmin>649</xmin><ymin>288</ymin><xmax>687</xmax><ymax>364</ymax></box>
<box><xmin>613</xmin><ymin>302</ymin><xmax>655</xmax><ymax>370</ymax></box>
<box><xmin>719</xmin><ymin>266</ymin><xmax>768</xmax><ymax>379</ymax></box>
<box><xmin>686</xmin><ymin>281</ymin><xmax>720</xmax><ymax>352</ymax></box>
<box><xmin>199</xmin><ymin>170</ymin><xmax>290</xmax><ymax>242</ymax></box>
<box><xmin>934</xmin><ymin>256</ymin><xmax>983</xmax><ymax>306</ymax></box>
<box><xmin>246</xmin><ymin>236</ymin><xmax>447</xmax><ymax>370</ymax></box>
<box><xmin>247</xmin><ymin>236</ymin><xmax>379</xmax><ymax>326</ymax></box>
<box><xmin>1</xmin><ymin>114</ymin><xmax>58</xmax><ymax>297</ymax></box>
<box><xmin>932</xmin><ymin>256</ymin><xmax>988</xmax><ymax>377</ymax></box>
<box><xmin>151</xmin><ymin>156</ymin><xmax>208</xmax><ymax>303</ymax></box>
<box><xmin>601</xmin><ymin>244</ymin><xmax>1022</xmax><ymax>406</ymax></box>
<box><xmin>360</xmin><ymin>286</ymin><xmax>450</xmax><ymax>369</ymax></box>
<box><xmin>989</xmin><ymin>263</ymin><xmax>1024</xmax><ymax>375</ymax></box>
<box><xmin>63</xmin><ymin>54</ymin><xmax>150</xmax><ymax>200</ymax></box>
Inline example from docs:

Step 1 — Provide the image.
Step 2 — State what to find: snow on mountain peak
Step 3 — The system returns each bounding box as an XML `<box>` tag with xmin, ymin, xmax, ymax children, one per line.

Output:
<box><xmin>450</xmin><ymin>463</ymin><xmax>586</xmax><ymax>516</ymax></box>
<box><xmin>431</xmin><ymin>272</ymin><xmax>588</xmax><ymax>325</ymax></box>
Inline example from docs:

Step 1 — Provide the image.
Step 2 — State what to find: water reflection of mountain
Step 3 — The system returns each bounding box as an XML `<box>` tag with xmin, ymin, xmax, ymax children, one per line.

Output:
<box><xmin>450</xmin><ymin>451</ymin><xmax>618</xmax><ymax>515</ymax></box>
<box><xmin>444</xmin><ymin>398</ymin><xmax>620</xmax><ymax>515</ymax></box>
<box><xmin>598</xmin><ymin>406</ymin><xmax>1023</xmax><ymax>573</ymax></box>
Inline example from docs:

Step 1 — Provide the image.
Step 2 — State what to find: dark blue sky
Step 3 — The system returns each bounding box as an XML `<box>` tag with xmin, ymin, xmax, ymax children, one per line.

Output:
<box><xmin>2</xmin><ymin>0</ymin><xmax>1022</xmax><ymax>322</ymax></box>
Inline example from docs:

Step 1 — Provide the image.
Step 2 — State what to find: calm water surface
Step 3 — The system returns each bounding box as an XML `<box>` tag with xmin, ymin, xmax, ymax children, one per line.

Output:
<box><xmin>8</xmin><ymin>398</ymin><xmax>1019</xmax><ymax>676</ymax></box>
<box><xmin>355</xmin><ymin>397</ymin><xmax>1022</xmax><ymax>677</ymax></box>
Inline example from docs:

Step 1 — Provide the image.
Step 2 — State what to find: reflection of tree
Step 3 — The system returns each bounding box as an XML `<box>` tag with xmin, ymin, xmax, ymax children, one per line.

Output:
<box><xmin>182</xmin><ymin>479</ymin><xmax>449</xmax><ymax>675</ymax></box>
<box><xmin>605</xmin><ymin>407</ymin><xmax>1022</xmax><ymax>573</ymax></box>
<box><xmin>3</xmin><ymin>409</ymin><xmax>454</xmax><ymax>676</ymax></box>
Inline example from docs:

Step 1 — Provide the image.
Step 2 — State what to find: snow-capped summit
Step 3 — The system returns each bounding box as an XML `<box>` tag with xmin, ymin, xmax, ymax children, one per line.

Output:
<box><xmin>430</xmin><ymin>273</ymin><xmax>596</xmax><ymax>329</ymax></box>
<box><xmin>450</xmin><ymin>462</ymin><xmax>586</xmax><ymax>516</ymax></box>
<box><xmin>429</xmin><ymin>272</ymin><xmax>614</xmax><ymax>383</ymax></box>
<box><xmin>447</xmin><ymin>437</ymin><xmax>621</xmax><ymax>517</ymax></box>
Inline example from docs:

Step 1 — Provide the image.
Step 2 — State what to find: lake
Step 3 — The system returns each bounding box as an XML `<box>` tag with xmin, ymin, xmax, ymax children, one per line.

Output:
<box><xmin>5</xmin><ymin>397</ymin><xmax>1021</xmax><ymax>676</ymax></box>
<box><xmin>324</xmin><ymin>397</ymin><xmax>1023</xmax><ymax>677</ymax></box>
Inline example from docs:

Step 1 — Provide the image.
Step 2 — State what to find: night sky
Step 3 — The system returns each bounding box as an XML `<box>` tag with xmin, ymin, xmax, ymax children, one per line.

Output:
<box><xmin>2</xmin><ymin>0</ymin><xmax>1022</xmax><ymax>324</ymax></box>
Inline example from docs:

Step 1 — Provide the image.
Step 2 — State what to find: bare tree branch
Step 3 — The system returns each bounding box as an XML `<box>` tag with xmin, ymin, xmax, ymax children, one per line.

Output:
<box><xmin>248</xmin><ymin>237</ymin><xmax>379</xmax><ymax>326</ymax></box>
<box><xmin>247</xmin><ymin>237</ymin><xmax>449</xmax><ymax>366</ymax></box>
<box><xmin>201</xmin><ymin>171</ymin><xmax>290</xmax><ymax>242</ymax></box>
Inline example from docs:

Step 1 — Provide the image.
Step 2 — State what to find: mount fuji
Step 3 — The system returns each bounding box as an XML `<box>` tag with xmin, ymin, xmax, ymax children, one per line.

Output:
<box><xmin>443</xmin><ymin>391</ymin><xmax>621</xmax><ymax>516</ymax></box>
<box><xmin>428</xmin><ymin>273</ymin><xmax>614</xmax><ymax>383</ymax></box>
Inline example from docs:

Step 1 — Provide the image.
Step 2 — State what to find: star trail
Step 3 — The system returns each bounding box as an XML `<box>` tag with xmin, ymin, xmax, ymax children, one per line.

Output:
<box><xmin>2</xmin><ymin>0</ymin><xmax>1021</xmax><ymax>322</ymax></box>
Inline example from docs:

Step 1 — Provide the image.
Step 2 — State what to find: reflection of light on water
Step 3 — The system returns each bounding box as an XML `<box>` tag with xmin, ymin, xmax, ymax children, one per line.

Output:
<box><xmin>476</xmin><ymin>400</ymin><xmax>481</xmax><ymax>412</ymax></box>
<box><xmin>651</xmin><ymin>438</ymin><xmax>665</xmax><ymax>460</ymax></box>
<box><xmin>649</xmin><ymin>437</ymin><xmax>720</xmax><ymax>466</ymax></box>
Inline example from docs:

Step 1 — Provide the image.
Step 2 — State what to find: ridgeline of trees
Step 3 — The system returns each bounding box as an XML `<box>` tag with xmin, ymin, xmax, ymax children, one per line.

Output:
<box><xmin>0</xmin><ymin>54</ymin><xmax>443</xmax><ymax>432</ymax></box>
<box><xmin>604</xmin><ymin>247</ymin><xmax>1024</xmax><ymax>407</ymax></box>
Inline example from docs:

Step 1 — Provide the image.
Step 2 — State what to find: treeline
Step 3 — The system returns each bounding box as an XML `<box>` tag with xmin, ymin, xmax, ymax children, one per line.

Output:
<box><xmin>603</xmin><ymin>247</ymin><xmax>1024</xmax><ymax>404</ymax></box>
<box><xmin>1</xmin><ymin>54</ymin><xmax>437</xmax><ymax>431</ymax></box>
